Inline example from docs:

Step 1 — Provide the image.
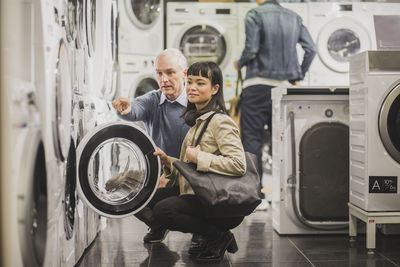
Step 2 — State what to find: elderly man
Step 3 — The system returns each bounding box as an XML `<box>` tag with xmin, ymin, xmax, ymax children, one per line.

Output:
<box><xmin>113</xmin><ymin>48</ymin><xmax>191</xmax><ymax>243</ymax></box>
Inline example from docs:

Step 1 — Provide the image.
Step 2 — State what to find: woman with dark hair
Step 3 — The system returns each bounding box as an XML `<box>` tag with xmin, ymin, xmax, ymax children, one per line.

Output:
<box><xmin>153</xmin><ymin>61</ymin><xmax>246</xmax><ymax>264</ymax></box>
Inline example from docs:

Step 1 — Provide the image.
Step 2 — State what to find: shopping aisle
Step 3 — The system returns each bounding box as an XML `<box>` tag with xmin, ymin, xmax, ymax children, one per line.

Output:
<box><xmin>76</xmin><ymin>208</ymin><xmax>400</xmax><ymax>266</ymax></box>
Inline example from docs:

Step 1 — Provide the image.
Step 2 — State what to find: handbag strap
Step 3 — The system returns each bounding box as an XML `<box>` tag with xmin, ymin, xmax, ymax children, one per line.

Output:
<box><xmin>194</xmin><ymin>112</ymin><xmax>218</xmax><ymax>147</ymax></box>
<box><xmin>235</xmin><ymin>69</ymin><xmax>243</xmax><ymax>96</ymax></box>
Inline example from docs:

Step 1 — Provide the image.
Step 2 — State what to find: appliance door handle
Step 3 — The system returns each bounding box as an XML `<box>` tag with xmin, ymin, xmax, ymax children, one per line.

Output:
<box><xmin>287</xmin><ymin>111</ymin><xmax>296</xmax><ymax>186</ymax></box>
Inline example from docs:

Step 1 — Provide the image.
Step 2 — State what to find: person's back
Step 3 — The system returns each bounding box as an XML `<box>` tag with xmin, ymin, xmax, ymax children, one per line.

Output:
<box><xmin>239</xmin><ymin>0</ymin><xmax>316</xmax><ymax>82</ymax></box>
<box><xmin>234</xmin><ymin>0</ymin><xmax>316</xmax><ymax>200</ymax></box>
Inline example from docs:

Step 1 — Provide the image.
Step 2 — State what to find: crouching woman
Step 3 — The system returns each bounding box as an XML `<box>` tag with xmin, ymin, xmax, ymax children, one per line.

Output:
<box><xmin>153</xmin><ymin>61</ymin><xmax>246</xmax><ymax>264</ymax></box>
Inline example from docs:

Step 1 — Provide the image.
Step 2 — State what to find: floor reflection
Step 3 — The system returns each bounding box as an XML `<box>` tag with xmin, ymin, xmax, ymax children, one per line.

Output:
<box><xmin>77</xmin><ymin>210</ymin><xmax>400</xmax><ymax>267</ymax></box>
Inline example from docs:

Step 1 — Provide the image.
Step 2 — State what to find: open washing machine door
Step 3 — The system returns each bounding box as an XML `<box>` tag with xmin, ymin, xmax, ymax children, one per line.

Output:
<box><xmin>379</xmin><ymin>81</ymin><xmax>400</xmax><ymax>164</ymax></box>
<box><xmin>76</xmin><ymin>121</ymin><xmax>161</xmax><ymax>218</ymax></box>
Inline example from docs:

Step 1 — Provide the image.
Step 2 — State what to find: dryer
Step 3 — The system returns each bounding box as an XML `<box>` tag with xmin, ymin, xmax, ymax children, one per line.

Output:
<box><xmin>118</xmin><ymin>54</ymin><xmax>158</xmax><ymax>99</ymax></box>
<box><xmin>118</xmin><ymin>0</ymin><xmax>164</xmax><ymax>56</ymax></box>
<box><xmin>167</xmin><ymin>2</ymin><xmax>238</xmax><ymax>104</ymax></box>
<box><xmin>349</xmin><ymin>51</ymin><xmax>400</xmax><ymax>212</ymax></box>
<box><xmin>271</xmin><ymin>86</ymin><xmax>349</xmax><ymax>234</ymax></box>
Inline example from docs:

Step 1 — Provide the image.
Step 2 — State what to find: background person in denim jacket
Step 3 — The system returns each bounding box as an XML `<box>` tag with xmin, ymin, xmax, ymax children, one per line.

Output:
<box><xmin>234</xmin><ymin>0</ymin><xmax>316</xmax><ymax>196</ymax></box>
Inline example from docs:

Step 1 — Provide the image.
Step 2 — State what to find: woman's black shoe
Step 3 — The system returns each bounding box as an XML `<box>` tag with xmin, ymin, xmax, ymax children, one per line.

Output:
<box><xmin>188</xmin><ymin>235</ymin><xmax>207</xmax><ymax>255</ymax></box>
<box><xmin>194</xmin><ymin>231</ymin><xmax>238</xmax><ymax>264</ymax></box>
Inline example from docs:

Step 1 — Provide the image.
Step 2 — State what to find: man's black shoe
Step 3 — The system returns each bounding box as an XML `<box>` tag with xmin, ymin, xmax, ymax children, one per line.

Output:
<box><xmin>143</xmin><ymin>228</ymin><xmax>169</xmax><ymax>244</ymax></box>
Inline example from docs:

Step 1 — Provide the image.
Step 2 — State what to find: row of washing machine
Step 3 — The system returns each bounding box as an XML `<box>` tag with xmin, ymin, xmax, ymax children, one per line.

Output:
<box><xmin>120</xmin><ymin>1</ymin><xmax>400</xmax><ymax>107</ymax></box>
<box><xmin>1</xmin><ymin>0</ymin><xmax>122</xmax><ymax>266</ymax></box>
<box><xmin>171</xmin><ymin>1</ymin><xmax>399</xmax><ymax>88</ymax></box>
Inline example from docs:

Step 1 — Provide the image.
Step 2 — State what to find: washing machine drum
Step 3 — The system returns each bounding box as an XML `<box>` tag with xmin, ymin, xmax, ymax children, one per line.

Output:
<box><xmin>76</xmin><ymin>122</ymin><xmax>160</xmax><ymax>218</ymax></box>
<box><xmin>179</xmin><ymin>25</ymin><xmax>227</xmax><ymax>66</ymax></box>
<box><xmin>326</xmin><ymin>29</ymin><xmax>360</xmax><ymax>63</ymax></box>
<box><xmin>379</xmin><ymin>82</ymin><xmax>400</xmax><ymax>164</ymax></box>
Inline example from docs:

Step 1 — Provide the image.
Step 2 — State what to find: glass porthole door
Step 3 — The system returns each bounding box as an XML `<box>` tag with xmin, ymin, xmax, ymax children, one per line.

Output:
<box><xmin>317</xmin><ymin>17</ymin><xmax>371</xmax><ymax>73</ymax></box>
<box><xmin>76</xmin><ymin>121</ymin><xmax>160</xmax><ymax>218</ymax></box>
<box><xmin>379</xmin><ymin>82</ymin><xmax>400</xmax><ymax>164</ymax></box>
<box><xmin>124</xmin><ymin>0</ymin><xmax>161</xmax><ymax>30</ymax></box>
<box><xmin>179</xmin><ymin>25</ymin><xmax>227</xmax><ymax>66</ymax></box>
<box><xmin>54</xmin><ymin>40</ymin><xmax>72</xmax><ymax>162</ymax></box>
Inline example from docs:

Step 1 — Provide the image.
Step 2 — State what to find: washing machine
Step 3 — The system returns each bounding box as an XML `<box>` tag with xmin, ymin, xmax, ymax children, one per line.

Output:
<box><xmin>349</xmin><ymin>51</ymin><xmax>400</xmax><ymax>211</ymax></box>
<box><xmin>118</xmin><ymin>0</ymin><xmax>164</xmax><ymax>56</ymax></box>
<box><xmin>307</xmin><ymin>2</ymin><xmax>379</xmax><ymax>86</ymax></box>
<box><xmin>118</xmin><ymin>54</ymin><xmax>158</xmax><ymax>99</ymax></box>
<box><xmin>3</xmin><ymin>82</ymin><xmax>59</xmax><ymax>267</ymax></box>
<box><xmin>36</xmin><ymin>0</ymin><xmax>82</xmax><ymax>265</ymax></box>
<box><xmin>237</xmin><ymin>2</ymin><xmax>310</xmax><ymax>85</ymax></box>
<box><xmin>271</xmin><ymin>86</ymin><xmax>349</xmax><ymax>234</ymax></box>
<box><xmin>86</xmin><ymin>0</ymin><xmax>119</xmax><ymax>101</ymax></box>
<box><xmin>0</xmin><ymin>0</ymin><xmax>61</xmax><ymax>265</ymax></box>
<box><xmin>167</xmin><ymin>2</ymin><xmax>238</xmax><ymax>104</ymax></box>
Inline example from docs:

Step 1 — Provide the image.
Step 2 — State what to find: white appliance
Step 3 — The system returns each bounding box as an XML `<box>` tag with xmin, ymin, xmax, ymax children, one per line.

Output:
<box><xmin>271</xmin><ymin>86</ymin><xmax>349</xmax><ymax>234</ymax></box>
<box><xmin>86</xmin><ymin>0</ymin><xmax>119</xmax><ymax>101</ymax></box>
<box><xmin>167</xmin><ymin>2</ymin><xmax>238</xmax><ymax>104</ymax></box>
<box><xmin>0</xmin><ymin>0</ymin><xmax>61</xmax><ymax>266</ymax></box>
<box><xmin>36</xmin><ymin>1</ymin><xmax>80</xmax><ymax>265</ymax></box>
<box><xmin>118</xmin><ymin>0</ymin><xmax>164</xmax><ymax>56</ymax></box>
<box><xmin>118</xmin><ymin>54</ymin><xmax>158</xmax><ymax>98</ymax></box>
<box><xmin>237</xmin><ymin>2</ymin><xmax>310</xmax><ymax>85</ymax></box>
<box><xmin>307</xmin><ymin>2</ymin><xmax>379</xmax><ymax>86</ymax></box>
<box><xmin>349</xmin><ymin>51</ymin><xmax>400</xmax><ymax>211</ymax></box>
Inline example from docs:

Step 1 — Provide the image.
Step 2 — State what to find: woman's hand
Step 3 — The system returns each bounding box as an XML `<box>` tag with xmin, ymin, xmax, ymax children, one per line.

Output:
<box><xmin>185</xmin><ymin>145</ymin><xmax>201</xmax><ymax>164</ymax></box>
<box><xmin>153</xmin><ymin>147</ymin><xmax>171</xmax><ymax>166</ymax></box>
<box><xmin>158</xmin><ymin>174</ymin><xmax>169</xmax><ymax>188</ymax></box>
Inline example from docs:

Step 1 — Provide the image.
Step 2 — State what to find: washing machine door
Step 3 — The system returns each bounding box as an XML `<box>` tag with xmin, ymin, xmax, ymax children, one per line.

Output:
<box><xmin>317</xmin><ymin>17</ymin><xmax>372</xmax><ymax>73</ymax></box>
<box><xmin>131</xmin><ymin>76</ymin><xmax>158</xmax><ymax>98</ymax></box>
<box><xmin>102</xmin><ymin>0</ymin><xmax>119</xmax><ymax>101</ymax></box>
<box><xmin>64</xmin><ymin>139</ymin><xmax>77</xmax><ymax>240</ymax></box>
<box><xmin>53</xmin><ymin>40</ymin><xmax>72</xmax><ymax>162</ymax></box>
<box><xmin>76</xmin><ymin>121</ymin><xmax>161</xmax><ymax>218</ymax></box>
<box><xmin>85</xmin><ymin>0</ymin><xmax>97</xmax><ymax>57</ymax></box>
<box><xmin>179</xmin><ymin>24</ymin><xmax>227</xmax><ymax>66</ymax></box>
<box><xmin>61</xmin><ymin>0</ymin><xmax>78</xmax><ymax>43</ymax></box>
<box><xmin>18</xmin><ymin>129</ymin><xmax>48</xmax><ymax>267</ymax></box>
<box><xmin>124</xmin><ymin>0</ymin><xmax>161</xmax><ymax>30</ymax></box>
<box><xmin>379</xmin><ymin>82</ymin><xmax>400</xmax><ymax>164</ymax></box>
<box><xmin>76</xmin><ymin>0</ymin><xmax>86</xmax><ymax>49</ymax></box>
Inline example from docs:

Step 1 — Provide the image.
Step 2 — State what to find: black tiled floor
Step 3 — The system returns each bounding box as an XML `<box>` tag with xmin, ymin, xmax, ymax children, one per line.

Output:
<box><xmin>77</xmin><ymin>209</ymin><xmax>400</xmax><ymax>267</ymax></box>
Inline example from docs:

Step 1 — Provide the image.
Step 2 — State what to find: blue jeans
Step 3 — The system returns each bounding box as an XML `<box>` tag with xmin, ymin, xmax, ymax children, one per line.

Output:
<box><xmin>240</xmin><ymin>84</ymin><xmax>273</xmax><ymax>182</ymax></box>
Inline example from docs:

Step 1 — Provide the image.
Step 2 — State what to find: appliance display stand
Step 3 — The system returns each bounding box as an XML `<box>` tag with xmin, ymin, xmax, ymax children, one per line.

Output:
<box><xmin>348</xmin><ymin>203</ymin><xmax>400</xmax><ymax>254</ymax></box>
